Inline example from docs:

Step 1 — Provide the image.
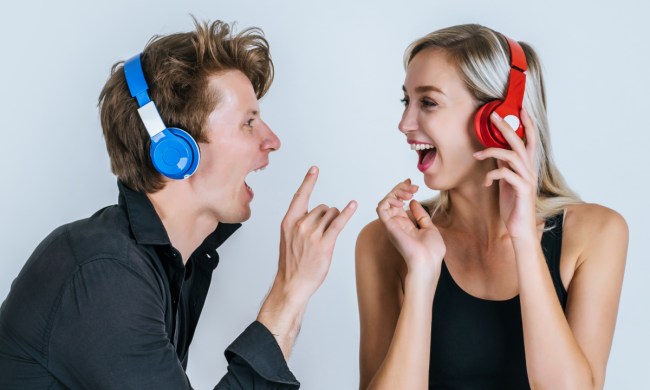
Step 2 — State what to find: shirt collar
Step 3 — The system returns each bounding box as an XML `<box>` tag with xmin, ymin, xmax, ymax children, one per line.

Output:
<box><xmin>117</xmin><ymin>180</ymin><xmax>242</xmax><ymax>250</ymax></box>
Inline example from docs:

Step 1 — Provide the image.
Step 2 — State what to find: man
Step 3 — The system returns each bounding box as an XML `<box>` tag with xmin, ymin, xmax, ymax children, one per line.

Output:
<box><xmin>0</xmin><ymin>20</ymin><xmax>356</xmax><ymax>389</ymax></box>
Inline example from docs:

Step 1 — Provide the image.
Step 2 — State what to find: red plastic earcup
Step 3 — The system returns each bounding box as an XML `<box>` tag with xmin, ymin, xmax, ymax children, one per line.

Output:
<box><xmin>474</xmin><ymin>100</ymin><xmax>507</xmax><ymax>148</ymax></box>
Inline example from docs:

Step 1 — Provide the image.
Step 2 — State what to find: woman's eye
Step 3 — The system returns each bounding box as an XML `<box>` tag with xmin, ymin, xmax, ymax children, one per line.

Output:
<box><xmin>400</xmin><ymin>97</ymin><xmax>409</xmax><ymax>107</ymax></box>
<box><xmin>421</xmin><ymin>98</ymin><xmax>438</xmax><ymax>108</ymax></box>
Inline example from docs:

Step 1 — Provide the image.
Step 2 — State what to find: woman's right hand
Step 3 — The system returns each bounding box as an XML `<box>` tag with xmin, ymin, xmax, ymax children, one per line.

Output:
<box><xmin>376</xmin><ymin>179</ymin><xmax>446</xmax><ymax>277</ymax></box>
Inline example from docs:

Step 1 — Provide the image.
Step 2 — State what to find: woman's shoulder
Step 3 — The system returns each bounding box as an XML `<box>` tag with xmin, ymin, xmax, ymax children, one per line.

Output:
<box><xmin>356</xmin><ymin>219</ymin><xmax>405</xmax><ymax>275</ymax></box>
<box><xmin>562</xmin><ymin>202</ymin><xmax>628</xmax><ymax>267</ymax></box>
<box><xmin>357</xmin><ymin>218</ymin><xmax>395</xmax><ymax>255</ymax></box>
<box><xmin>563</xmin><ymin>202</ymin><xmax>628</xmax><ymax>237</ymax></box>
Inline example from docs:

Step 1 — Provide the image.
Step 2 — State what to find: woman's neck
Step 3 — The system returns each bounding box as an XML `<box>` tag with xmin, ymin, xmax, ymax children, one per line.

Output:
<box><xmin>443</xmin><ymin>181</ymin><xmax>509</xmax><ymax>245</ymax></box>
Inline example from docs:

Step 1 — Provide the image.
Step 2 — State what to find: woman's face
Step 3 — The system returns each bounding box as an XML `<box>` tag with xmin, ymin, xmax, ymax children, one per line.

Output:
<box><xmin>399</xmin><ymin>48</ymin><xmax>487</xmax><ymax>191</ymax></box>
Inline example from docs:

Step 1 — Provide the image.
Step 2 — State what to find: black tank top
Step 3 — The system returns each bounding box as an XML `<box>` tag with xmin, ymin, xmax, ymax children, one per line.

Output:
<box><xmin>428</xmin><ymin>212</ymin><xmax>567</xmax><ymax>389</ymax></box>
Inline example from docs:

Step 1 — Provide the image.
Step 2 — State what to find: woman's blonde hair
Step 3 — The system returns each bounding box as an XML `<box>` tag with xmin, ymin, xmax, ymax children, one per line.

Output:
<box><xmin>405</xmin><ymin>24</ymin><xmax>581</xmax><ymax>222</ymax></box>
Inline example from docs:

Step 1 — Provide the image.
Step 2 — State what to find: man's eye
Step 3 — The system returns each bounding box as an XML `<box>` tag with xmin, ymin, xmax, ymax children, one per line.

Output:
<box><xmin>245</xmin><ymin>118</ymin><xmax>255</xmax><ymax>127</ymax></box>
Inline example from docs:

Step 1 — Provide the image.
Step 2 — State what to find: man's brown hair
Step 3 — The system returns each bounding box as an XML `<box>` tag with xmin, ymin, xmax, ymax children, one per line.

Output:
<box><xmin>98</xmin><ymin>19</ymin><xmax>274</xmax><ymax>193</ymax></box>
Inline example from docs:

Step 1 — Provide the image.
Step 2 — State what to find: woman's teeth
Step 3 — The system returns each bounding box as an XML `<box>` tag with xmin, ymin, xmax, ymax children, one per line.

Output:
<box><xmin>410</xmin><ymin>143</ymin><xmax>435</xmax><ymax>151</ymax></box>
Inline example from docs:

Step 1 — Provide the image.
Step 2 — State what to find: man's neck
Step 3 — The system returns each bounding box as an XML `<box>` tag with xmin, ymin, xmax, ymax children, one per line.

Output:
<box><xmin>147</xmin><ymin>184</ymin><xmax>219</xmax><ymax>264</ymax></box>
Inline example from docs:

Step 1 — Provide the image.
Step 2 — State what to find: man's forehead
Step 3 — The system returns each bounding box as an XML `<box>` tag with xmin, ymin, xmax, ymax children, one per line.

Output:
<box><xmin>207</xmin><ymin>70</ymin><xmax>259</xmax><ymax>112</ymax></box>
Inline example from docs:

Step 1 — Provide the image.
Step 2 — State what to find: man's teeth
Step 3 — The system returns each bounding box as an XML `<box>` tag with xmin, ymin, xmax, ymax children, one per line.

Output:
<box><xmin>410</xmin><ymin>144</ymin><xmax>435</xmax><ymax>151</ymax></box>
<box><xmin>252</xmin><ymin>166</ymin><xmax>267</xmax><ymax>173</ymax></box>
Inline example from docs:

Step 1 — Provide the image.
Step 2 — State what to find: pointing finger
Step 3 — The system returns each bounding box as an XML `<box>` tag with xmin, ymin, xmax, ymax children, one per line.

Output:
<box><xmin>286</xmin><ymin>166</ymin><xmax>319</xmax><ymax>220</ymax></box>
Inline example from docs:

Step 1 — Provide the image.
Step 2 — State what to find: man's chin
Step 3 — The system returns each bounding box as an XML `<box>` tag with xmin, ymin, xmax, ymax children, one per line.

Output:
<box><xmin>217</xmin><ymin>206</ymin><xmax>251</xmax><ymax>224</ymax></box>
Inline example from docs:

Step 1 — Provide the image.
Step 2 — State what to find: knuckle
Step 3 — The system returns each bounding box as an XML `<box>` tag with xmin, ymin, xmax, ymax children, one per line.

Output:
<box><xmin>295</xmin><ymin>219</ymin><xmax>307</xmax><ymax>232</ymax></box>
<box><xmin>309</xmin><ymin>230</ymin><xmax>322</xmax><ymax>242</ymax></box>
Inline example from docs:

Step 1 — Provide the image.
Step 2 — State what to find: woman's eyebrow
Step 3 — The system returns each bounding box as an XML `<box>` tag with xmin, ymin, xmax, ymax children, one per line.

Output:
<box><xmin>402</xmin><ymin>85</ymin><xmax>446</xmax><ymax>95</ymax></box>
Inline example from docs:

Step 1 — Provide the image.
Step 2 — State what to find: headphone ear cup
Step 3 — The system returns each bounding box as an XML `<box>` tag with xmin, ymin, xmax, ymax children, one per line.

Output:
<box><xmin>150</xmin><ymin>128</ymin><xmax>200</xmax><ymax>180</ymax></box>
<box><xmin>474</xmin><ymin>100</ymin><xmax>508</xmax><ymax>149</ymax></box>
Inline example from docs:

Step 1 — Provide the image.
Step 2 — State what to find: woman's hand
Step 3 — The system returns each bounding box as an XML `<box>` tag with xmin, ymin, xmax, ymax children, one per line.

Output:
<box><xmin>376</xmin><ymin>179</ymin><xmax>445</xmax><ymax>277</ymax></box>
<box><xmin>473</xmin><ymin>109</ymin><xmax>538</xmax><ymax>239</ymax></box>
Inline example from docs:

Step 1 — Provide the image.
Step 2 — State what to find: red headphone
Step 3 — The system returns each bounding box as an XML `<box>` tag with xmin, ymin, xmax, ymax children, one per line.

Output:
<box><xmin>474</xmin><ymin>36</ymin><xmax>528</xmax><ymax>149</ymax></box>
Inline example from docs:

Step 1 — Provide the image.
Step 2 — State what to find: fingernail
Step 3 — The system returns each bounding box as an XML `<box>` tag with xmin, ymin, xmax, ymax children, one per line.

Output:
<box><xmin>491</xmin><ymin>111</ymin><xmax>502</xmax><ymax>121</ymax></box>
<box><xmin>348</xmin><ymin>201</ymin><xmax>358</xmax><ymax>210</ymax></box>
<box><xmin>309</xmin><ymin>166</ymin><xmax>317</xmax><ymax>174</ymax></box>
<box><xmin>473</xmin><ymin>151</ymin><xmax>482</xmax><ymax>157</ymax></box>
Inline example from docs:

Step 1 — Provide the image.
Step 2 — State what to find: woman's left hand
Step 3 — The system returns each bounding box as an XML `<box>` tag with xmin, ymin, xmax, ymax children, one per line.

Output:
<box><xmin>473</xmin><ymin>109</ymin><xmax>538</xmax><ymax>240</ymax></box>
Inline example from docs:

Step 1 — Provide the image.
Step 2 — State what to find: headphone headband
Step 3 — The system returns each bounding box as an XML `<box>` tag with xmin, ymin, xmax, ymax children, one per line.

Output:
<box><xmin>498</xmin><ymin>37</ymin><xmax>527</xmax><ymax>120</ymax></box>
<box><xmin>473</xmin><ymin>34</ymin><xmax>528</xmax><ymax>149</ymax></box>
<box><xmin>123</xmin><ymin>54</ymin><xmax>166</xmax><ymax>139</ymax></box>
<box><xmin>505</xmin><ymin>37</ymin><xmax>527</xmax><ymax>72</ymax></box>
<box><xmin>124</xmin><ymin>54</ymin><xmax>152</xmax><ymax>107</ymax></box>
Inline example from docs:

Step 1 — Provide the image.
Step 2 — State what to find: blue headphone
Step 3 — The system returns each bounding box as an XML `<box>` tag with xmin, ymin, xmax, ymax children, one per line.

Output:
<box><xmin>123</xmin><ymin>54</ymin><xmax>200</xmax><ymax>180</ymax></box>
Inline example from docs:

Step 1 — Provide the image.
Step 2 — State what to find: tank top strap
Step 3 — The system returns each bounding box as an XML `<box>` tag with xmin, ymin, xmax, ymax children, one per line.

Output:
<box><xmin>420</xmin><ymin>202</ymin><xmax>567</xmax><ymax>308</ymax></box>
<box><xmin>540</xmin><ymin>212</ymin><xmax>568</xmax><ymax>309</ymax></box>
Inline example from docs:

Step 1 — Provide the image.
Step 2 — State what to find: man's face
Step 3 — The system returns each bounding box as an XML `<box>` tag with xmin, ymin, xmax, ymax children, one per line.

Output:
<box><xmin>189</xmin><ymin>70</ymin><xmax>281</xmax><ymax>223</ymax></box>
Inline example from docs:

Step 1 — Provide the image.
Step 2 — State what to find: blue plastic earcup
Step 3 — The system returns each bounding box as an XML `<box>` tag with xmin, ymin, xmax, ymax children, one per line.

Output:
<box><xmin>150</xmin><ymin>128</ymin><xmax>200</xmax><ymax>180</ymax></box>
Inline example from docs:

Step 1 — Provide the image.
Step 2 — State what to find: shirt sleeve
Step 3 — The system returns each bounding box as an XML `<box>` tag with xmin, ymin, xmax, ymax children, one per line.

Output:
<box><xmin>46</xmin><ymin>258</ymin><xmax>299</xmax><ymax>389</ymax></box>
<box><xmin>215</xmin><ymin>321</ymin><xmax>300</xmax><ymax>389</ymax></box>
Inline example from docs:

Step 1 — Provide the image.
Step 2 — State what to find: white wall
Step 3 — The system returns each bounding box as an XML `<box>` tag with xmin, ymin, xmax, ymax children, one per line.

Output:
<box><xmin>0</xmin><ymin>0</ymin><xmax>647</xmax><ymax>388</ymax></box>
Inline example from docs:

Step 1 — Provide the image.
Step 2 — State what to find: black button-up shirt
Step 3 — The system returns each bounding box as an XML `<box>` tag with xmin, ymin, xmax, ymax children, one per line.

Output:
<box><xmin>0</xmin><ymin>181</ymin><xmax>300</xmax><ymax>389</ymax></box>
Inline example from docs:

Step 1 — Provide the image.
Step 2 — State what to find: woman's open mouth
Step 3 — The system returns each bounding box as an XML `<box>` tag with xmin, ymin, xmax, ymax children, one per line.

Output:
<box><xmin>411</xmin><ymin>143</ymin><xmax>436</xmax><ymax>172</ymax></box>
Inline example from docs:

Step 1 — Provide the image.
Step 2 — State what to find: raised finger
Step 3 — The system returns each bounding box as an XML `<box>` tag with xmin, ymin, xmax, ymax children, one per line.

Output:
<box><xmin>324</xmin><ymin>200</ymin><xmax>357</xmax><ymax>242</ymax></box>
<box><xmin>485</xmin><ymin>167</ymin><xmax>527</xmax><ymax>190</ymax></box>
<box><xmin>386</xmin><ymin>179</ymin><xmax>418</xmax><ymax>197</ymax></box>
<box><xmin>393</xmin><ymin>188</ymin><xmax>417</xmax><ymax>201</ymax></box>
<box><xmin>377</xmin><ymin>197</ymin><xmax>403</xmax><ymax>223</ymax></box>
<box><xmin>521</xmin><ymin>108</ymin><xmax>537</xmax><ymax>165</ymax></box>
<box><xmin>286</xmin><ymin>166</ymin><xmax>319</xmax><ymax>219</ymax></box>
<box><xmin>388</xmin><ymin>197</ymin><xmax>404</xmax><ymax>208</ymax></box>
<box><xmin>474</xmin><ymin>148</ymin><xmax>532</xmax><ymax>181</ymax></box>
<box><xmin>490</xmin><ymin>112</ymin><xmax>528</xmax><ymax>163</ymax></box>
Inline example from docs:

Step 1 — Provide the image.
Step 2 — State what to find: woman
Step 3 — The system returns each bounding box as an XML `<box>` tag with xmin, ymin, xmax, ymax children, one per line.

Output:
<box><xmin>356</xmin><ymin>24</ymin><xmax>628</xmax><ymax>389</ymax></box>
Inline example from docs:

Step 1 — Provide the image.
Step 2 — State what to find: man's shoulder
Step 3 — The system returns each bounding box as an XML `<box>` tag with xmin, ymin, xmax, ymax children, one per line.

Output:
<box><xmin>0</xmin><ymin>204</ymin><xmax>163</xmax><ymax>362</ymax></box>
<box><xmin>36</xmin><ymin>204</ymin><xmax>134</xmax><ymax>264</ymax></box>
<box><xmin>16</xmin><ymin>203</ymin><xmax>159</xmax><ymax>293</ymax></box>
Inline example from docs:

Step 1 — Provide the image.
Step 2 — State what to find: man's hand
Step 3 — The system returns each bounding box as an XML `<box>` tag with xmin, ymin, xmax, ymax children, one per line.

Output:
<box><xmin>257</xmin><ymin>166</ymin><xmax>356</xmax><ymax>359</ymax></box>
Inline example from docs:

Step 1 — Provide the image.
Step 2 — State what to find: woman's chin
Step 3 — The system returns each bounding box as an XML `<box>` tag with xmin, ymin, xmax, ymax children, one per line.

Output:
<box><xmin>423</xmin><ymin>174</ymin><xmax>448</xmax><ymax>192</ymax></box>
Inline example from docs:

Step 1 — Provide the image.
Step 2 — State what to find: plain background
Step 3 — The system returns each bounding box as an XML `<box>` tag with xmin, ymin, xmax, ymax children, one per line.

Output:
<box><xmin>1</xmin><ymin>0</ymin><xmax>648</xmax><ymax>388</ymax></box>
